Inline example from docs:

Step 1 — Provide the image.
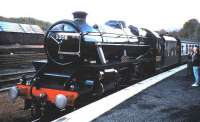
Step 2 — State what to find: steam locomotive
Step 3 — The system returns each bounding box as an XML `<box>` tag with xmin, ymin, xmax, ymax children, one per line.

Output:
<box><xmin>8</xmin><ymin>11</ymin><xmax>199</xmax><ymax>117</ymax></box>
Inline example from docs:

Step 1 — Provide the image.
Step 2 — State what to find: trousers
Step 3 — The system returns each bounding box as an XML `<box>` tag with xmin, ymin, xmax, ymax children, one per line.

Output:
<box><xmin>193</xmin><ymin>66</ymin><xmax>199</xmax><ymax>83</ymax></box>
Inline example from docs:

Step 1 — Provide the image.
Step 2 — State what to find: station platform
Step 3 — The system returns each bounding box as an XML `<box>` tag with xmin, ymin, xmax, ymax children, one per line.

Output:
<box><xmin>94</xmin><ymin>68</ymin><xmax>200</xmax><ymax>122</ymax></box>
<box><xmin>53</xmin><ymin>65</ymin><xmax>200</xmax><ymax>122</ymax></box>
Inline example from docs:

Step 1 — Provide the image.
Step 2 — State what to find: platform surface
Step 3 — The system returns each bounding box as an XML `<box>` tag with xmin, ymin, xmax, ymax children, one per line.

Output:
<box><xmin>94</xmin><ymin>69</ymin><xmax>200</xmax><ymax>122</ymax></box>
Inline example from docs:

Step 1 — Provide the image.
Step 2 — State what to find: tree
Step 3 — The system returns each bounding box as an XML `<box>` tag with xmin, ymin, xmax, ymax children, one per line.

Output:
<box><xmin>179</xmin><ymin>19</ymin><xmax>199</xmax><ymax>40</ymax></box>
<box><xmin>157</xmin><ymin>29</ymin><xmax>168</xmax><ymax>35</ymax></box>
<box><xmin>195</xmin><ymin>24</ymin><xmax>200</xmax><ymax>40</ymax></box>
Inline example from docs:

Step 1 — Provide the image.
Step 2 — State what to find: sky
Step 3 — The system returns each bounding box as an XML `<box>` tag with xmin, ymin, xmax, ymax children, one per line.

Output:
<box><xmin>0</xmin><ymin>0</ymin><xmax>200</xmax><ymax>31</ymax></box>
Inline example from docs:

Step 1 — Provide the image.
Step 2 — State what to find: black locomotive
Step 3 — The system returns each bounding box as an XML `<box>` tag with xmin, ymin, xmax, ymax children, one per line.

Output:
<box><xmin>8</xmin><ymin>11</ymin><xmax>199</xmax><ymax>117</ymax></box>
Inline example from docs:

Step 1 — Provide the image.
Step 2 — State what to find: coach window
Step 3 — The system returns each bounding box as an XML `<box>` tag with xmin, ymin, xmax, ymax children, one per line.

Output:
<box><xmin>186</xmin><ymin>44</ymin><xmax>188</xmax><ymax>54</ymax></box>
<box><xmin>181</xmin><ymin>45</ymin><xmax>184</xmax><ymax>54</ymax></box>
<box><xmin>165</xmin><ymin>42</ymin><xmax>167</xmax><ymax>56</ymax></box>
<box><xmin>174</xmin><ymin>47</ymin><xmax>176</xmax><ymax>56</ymax></box>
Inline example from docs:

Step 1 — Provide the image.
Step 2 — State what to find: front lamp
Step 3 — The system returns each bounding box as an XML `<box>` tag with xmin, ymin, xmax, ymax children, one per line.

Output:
<box><xmin>8</xmin><ymin>86</ymin><xmax>18</xmax><ymax>102</ymax></box>
<box><xmin>55</xmin><ymin>94</ymin><xmax>68</xmax><ymax>109</ymax></box>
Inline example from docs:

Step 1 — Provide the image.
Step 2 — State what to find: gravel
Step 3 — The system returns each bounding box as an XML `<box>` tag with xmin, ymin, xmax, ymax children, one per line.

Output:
<box><xmin>0</xmin><ymin>92</ymin><xmax>31</xmax><ymax>122</ymax></box>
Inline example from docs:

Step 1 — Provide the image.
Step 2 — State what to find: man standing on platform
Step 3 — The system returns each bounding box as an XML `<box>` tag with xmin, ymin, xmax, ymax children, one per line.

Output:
<box><xmin>187</xmin><ymin>47</ymin><xmax>193</xmax><ymax>77</ymax></box>
<box><xmin>191</xmin><ymin>46</ymin><xmax>200</xmax><ymax>87</ymax></box>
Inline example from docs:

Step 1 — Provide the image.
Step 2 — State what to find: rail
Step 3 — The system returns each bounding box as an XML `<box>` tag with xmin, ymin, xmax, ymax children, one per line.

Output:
<box><xmin>0</xmin><ymin>70</ymin><xmax>35</xmax><ymax>91</ymax></box>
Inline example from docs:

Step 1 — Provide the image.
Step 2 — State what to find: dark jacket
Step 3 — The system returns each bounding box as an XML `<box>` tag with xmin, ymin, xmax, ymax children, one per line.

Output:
<box><xmin>192</xmin><ymin>53</ymin><xmax>200</xmax><ymax>66</ymax></box>
<box><xmin>188</xmin><ymin>53</ymin><xmax>192</xmax><ymax>63</ymax></box>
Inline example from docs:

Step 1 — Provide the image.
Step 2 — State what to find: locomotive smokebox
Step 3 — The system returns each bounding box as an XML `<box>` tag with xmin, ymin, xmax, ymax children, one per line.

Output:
<box><xmin>72</xmin><ymin>11</ymin><xmax>88</xmax><ymax>23</ymax></box>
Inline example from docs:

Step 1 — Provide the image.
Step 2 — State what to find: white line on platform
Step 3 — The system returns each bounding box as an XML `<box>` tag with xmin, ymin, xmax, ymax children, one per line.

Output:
<box><xmin>52</xmin><ymin>64</ymin><xmax>187</xmax><ymax>122</ymax></box>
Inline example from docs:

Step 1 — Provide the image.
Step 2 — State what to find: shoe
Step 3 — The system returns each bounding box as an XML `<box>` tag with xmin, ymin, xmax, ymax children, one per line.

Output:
<box><xmin>192</xmin><ymin>83</ymin><xmax>199</xmax><ymax>87</ymax></box>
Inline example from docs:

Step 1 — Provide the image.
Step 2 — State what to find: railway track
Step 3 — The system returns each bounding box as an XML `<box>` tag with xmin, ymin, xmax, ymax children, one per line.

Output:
<box><xmin>0</xmin><ymin>52</ymin><xmax>46</xmax><ymax>91</ymax></box>
<box><xmin>0</xmin><ymin>70</ymin><xmax>35</xmax><ymax>92</ymax></box>
<box><xmin>0</xmin><ymin>53</ymin><xmax>46</xmax><ymax>69</ymax></box>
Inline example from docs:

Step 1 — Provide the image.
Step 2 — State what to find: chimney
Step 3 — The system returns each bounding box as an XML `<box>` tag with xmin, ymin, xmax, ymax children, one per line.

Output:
<box><xmin>72</xmin><ymin>11</ymin><xmax>88</xmax><ymax>23</ymax></box>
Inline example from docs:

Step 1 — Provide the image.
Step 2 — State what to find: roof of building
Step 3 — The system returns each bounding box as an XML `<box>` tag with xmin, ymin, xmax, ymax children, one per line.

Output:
<box><xmin>0</xmin><ymin>21</ymin><xmax>44</xmax><ymax>34</ymax></box>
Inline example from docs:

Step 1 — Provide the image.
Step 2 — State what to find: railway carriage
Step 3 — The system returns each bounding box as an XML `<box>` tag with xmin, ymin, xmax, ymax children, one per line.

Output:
<box><xmin>8</xmin><ymin>11</ymin><xmax>200</xmax><ymax>118</ymax></box>
<box><xmin>159</xmin><ymin>34</ymin><xmax>181</xmax><ymax>68</ymax></box>
<box><xmin>180</xmin><ymin>40</ymin><xmax>199</xmax><ymax>63</ymax></box>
